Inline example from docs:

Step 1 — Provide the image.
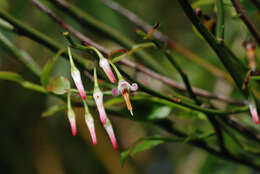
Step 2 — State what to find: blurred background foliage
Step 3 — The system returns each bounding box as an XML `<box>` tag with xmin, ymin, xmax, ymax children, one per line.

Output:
<box><xmin>0</xmin><ymin>0</ymin><xmax>260</xmax><ymax>174</ymax></box>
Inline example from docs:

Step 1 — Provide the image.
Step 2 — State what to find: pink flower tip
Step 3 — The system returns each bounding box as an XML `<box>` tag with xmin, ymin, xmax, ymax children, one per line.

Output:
<box><xmin>99</xmin><ymin>58</ymin><xmax>117</xmax><ymax>83</ymax></box>
<box><xmin>104</xmin><ymin>123</ymin><xmax>118</xmax><ymax>150</ymax></box>
<box><xmin>85</xmin><ymin>116</ymin><xmax>97</xmax><ymax>145</ymax></box>
<box><xmin>71</xmin><ymin>68</ymin><xmax>86</xmax><ymax>100</ymax></box>
<box><xmin>69</xmin><ymin>116</ymin><xmax>77</xmax><ymax>136</ymax></box>
<box><xmin>93</xmin><ymin>90</ymin><xmax>107</xmax><ymax>124</ymax></box>
<box><xmin>249</xmin><ymin>102</ymin><xmax>259</xmax><ymax>124</ymax></box>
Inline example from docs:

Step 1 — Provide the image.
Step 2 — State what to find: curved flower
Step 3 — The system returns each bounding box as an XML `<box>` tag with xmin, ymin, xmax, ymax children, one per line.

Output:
<box><xmin>99</xmin><ymin>58</ymin><xmax>116</xmax><ymax>83</ymax></box>
<box><xmin>112</xmin><ymin>80</ymin><xmax>138</xmax><ymax>115</ymax></box>
<box><xmin>104</xmin><ymin>118</ymin><xmax>118</xmax><ymax>150</ymax></box>
<box><xmin>93</xmin><ymin>89</ymin><xmax>107</xmax><ymax>124</ymax></box>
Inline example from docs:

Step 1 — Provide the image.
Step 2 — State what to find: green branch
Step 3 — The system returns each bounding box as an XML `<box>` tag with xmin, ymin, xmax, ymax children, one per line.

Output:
<box><xmin>216</xmin><ymin>0</ymin><xmax>224</xmax><ymax>42</ymax></box>
<box><xmin>177</xmin><ymin>0</ymin><xmax>248</xmax><ymax>92</ymax></box>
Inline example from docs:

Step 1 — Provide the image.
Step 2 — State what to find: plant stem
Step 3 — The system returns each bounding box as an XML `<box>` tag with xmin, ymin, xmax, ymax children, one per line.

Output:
<box><xmin>19</xmin><ymin>1</ymin><xmax>246</xmax><ymax>105</ymax></box>
<box><xmin>230</xmin><ymin>0</ymin><xmax>260</xmax><ymax>46</ymax></box>
<box><xmin>216</xmin><ymin>0</ymin><xmax>224</xmax><ymax>43</ymax></box>
<box><xmin>43</xmin><ymin>0</ymin><xmax>171</xmax><ymax>76</ymax></box>
<box><xmin>102</xmin><ymin>0</ymin><xmax>232</xmax><ymax>82</ymax></box>
<box><xmin>176</xmin><ymin>0</ymin><xmax>248</xmax><ymax>92</ymax></box>
<box><xmin>0</xmin><ymin>31</ymin><xmax>41</xmax><ymax>76</ymax></box>
<box><xmin>165</xmin><ymin>51</ymin><xmax>199</xmax><ymax>104</ymax></box>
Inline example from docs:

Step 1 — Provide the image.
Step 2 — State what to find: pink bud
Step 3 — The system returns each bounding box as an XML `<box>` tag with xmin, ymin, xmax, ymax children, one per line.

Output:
<box><xmin>85</xmin><ymin>115</ymin><xmax>97</xmax><ymax>145</ymax></box>
<box><xmin>99</xmin><ymin>58</ymin><xmax>116</xmax><ymax>83</ymax></box>
<box><xmin>68</xmin><ymin>110</ymin><xmax>77</xmax><ymax>136</ymax></box>
<box><xmin>71</xmin><ymin>68</ymin><xmax>86</xmax><ymax>100</ymax></box>
<box><xmin>93</xmin><ymin>90</ymin><xmax>107</xmax><ymax>124</ymax></box>
<box><xmin>249</xmin><ymin>102</ymin><xmax>259</xmax><ymax>124</ymax></box>
<box><xmin>104</xmin><ymin>120</ymin><xmax>118</xmax><ymax>150</ymax></box>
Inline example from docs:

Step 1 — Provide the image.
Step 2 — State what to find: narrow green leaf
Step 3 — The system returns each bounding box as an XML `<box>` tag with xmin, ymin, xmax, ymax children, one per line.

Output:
<box><xmin>120</xmin><ymin>148</ymin><xmax>131</xmax><ymax>166</ymax></box>
<box><xmin>130</xmin><ymin>139</ymin><xmax>164</xmax><ymax>157</ymax></box>
<box><xmin>120</xmin><ymin>136</ymin><xmax>185</xmax><ymax>166</ymax></box>
<box><xmin>41</xmin><ymin>49</ymin><xmax>64</xmax><ymax>86</ymax></box>
<box><xmin>0</xmin><ymin>71</ymin><xmax>24</xmax><ymax>83</ymax></box>
<box><xmin>0</xmin><ymin>32</ymin><xmax>41</xmax><ymax>76</ymax></box>
<box><xmin>41</xmin><ymin>104</ymin><xmax>67</xmax><ymax>117</ymax></box>
<box><xmin>46</xmin><ymin>76</ymin><xmax>70</xmax><ymax>95</ymax></box>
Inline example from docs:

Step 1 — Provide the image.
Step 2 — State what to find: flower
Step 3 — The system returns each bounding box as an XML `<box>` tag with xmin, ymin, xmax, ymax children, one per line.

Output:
<box><xmin>68</xmin><ymin>47</ymin><xmax>86</xmax><ymax>100</ymax></box>
<box><xmin>99</xmin><ymin>58</ymin><xmax>116</xmax><ymax>83</ymax></box>
<box><xmin>112</xmin><ymin>80</ymin><xmax>138</xmax><ymax>115</ymax></box>
<box><xmin>85</xmin><ymin>113</ymin><xmax>97</xmax><ymax>145</ymax></box>
<box><xmin>71</xmin><ymin>67</ymin><xmax>86</xmax><ymax>100</ymax></box>
<box><xmin>249</xmin><ymin>101</ymin><xmax>259</xmax><ymax>124</ymax></box>
<box><xmin>67</xmin><ymin>109</ymin><xmax>77</xmax><ymax>136</ymax></box>
<box><xmin>93</xmin><ymin>89</ymin><xmax>107</xmax><ymax>124</ymax></box>
<box><xmin>103</xmin><ymin>118</ymin><xmax>118</xmax><ymax>150</ymax></box>
<box><xmin>83</xmin><ymin>100</ymin><xmax>97</xmax><ymax>145</ymax></box>
<box><xmin>67</xmin><ymin>92</ymin><xmax>77</xmax><ymax>136</ymax></box>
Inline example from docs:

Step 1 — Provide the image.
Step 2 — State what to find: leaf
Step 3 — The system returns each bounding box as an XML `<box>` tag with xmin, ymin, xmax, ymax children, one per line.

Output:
<box><xmin>240</xmin><ymin>0</ymin><xmax>258</xmax><ymax>17</ymax></box>
<box><xmin>0</xmin><ymin>32</ymin><xmax>41</xmax><ymax>76</ymax></box>
<box><xmin>46</xmin><ymin>76</ymin><xmax>70</xmax><ymax>95</ymax></box>
<box><xmin>130</xmin><ymin>139</ymin><xmax>164</xmax><ymax>157</ymax></box>
<box><xmin>192</xmin><ymin>0</ymin><xmax>214</xmax><ymax>8</ymax></box>
<box><xmin>147</xmin><ymin>106</ymin><xmax>172</xmax><ymax>120</ymax></box>
<box><xmin>120</xmin><ymin>136</ymin><xmax>170</xmax><ymax>166</ymax></box>
<box><xmin>41</xmin><ymin>104</ymin><xmax>67</xmax><ymax>117</ymax></box>
<box><xmin>41</xmin><ymin>49</ymin><xmax>64</xmax><ymax>87</ymax></box>
<box><xmin>120</xmin><ymin>148</ymin><xmax>131</xmax><ymax>166</ymax></box>
<box><xmin>0</xmin><ymin>71</ymin><xmax>24</xmax><ymax>83</ymax></box>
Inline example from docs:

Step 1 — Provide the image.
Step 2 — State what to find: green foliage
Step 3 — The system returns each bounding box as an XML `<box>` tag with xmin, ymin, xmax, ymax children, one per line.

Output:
<box><xmin>0</xmin><ymin>71</ymin><xmax>23</xmax><ymax>83</ymax></box>
<box><xmin>41</xmin><ymin>104</ymin><xmax>66</xmax><ymax>117</ymax></box>
<box><xmin>41</xmin><ymin>49</ymin><xmax>63</xmax><ymax>87</ymax></box>
<box><xmin>46</xmin><ymin>76</ymin><xmax>70</xmax><ymax>95</ymax></box>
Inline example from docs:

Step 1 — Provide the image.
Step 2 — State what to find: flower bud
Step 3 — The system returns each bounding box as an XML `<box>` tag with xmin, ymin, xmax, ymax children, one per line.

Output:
<box><xmin>93</xmin><ymin>89</ymin><xmax>107</xmax><ymax>124</ymax></box>
<box><xmin>99</xmin><ymin>58</ymin><xmax>116</xmax><ymax>83</ymax></box>
<box><xmin>85</xmin><ymin>114</ymin><xmax>97</xmax><ymax>145</ymax></box>
<box><xmin>249</xmin><ymin>101</ymin><xmax>259</xmax><ymax>124</ymax></box>
<box><xmin>83</xmin><ymin>100</ymin><xmax>97</xmax><ymax>145</ymax></box>
<box><xmin>104</xmin><ymin>118</ymin><xmax>118</xmax><ymax>150</ymax></box>
<box><xmin>67</xmin><ymin>108</ymin><xmax>77</xmax><ymax>136</ymax></box>
<box><xmin>71</xmin><ymin>67</ymin><xmax>86</xmax><ymax>100</ymax></box>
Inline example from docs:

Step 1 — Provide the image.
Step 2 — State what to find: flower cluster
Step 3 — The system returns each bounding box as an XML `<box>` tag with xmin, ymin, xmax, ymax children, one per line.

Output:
<box><xmin>66</xmin><ymin>47</ymin><xmax>138</xmax><ymax>149</ymax></box>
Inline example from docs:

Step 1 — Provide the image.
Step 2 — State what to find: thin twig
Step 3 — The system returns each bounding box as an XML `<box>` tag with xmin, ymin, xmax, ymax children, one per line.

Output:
<box><xmin>231</xmin><ymin>0</ymin><xmax>260</xmax><ymax>46</ymax></box>
<box><xmin>165</xmin><ymin>50</ymin><xmax>228</xmax><ymax>153</ymax></box>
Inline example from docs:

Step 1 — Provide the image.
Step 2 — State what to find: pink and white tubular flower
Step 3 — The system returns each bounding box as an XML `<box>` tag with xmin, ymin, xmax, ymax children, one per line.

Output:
<box><xmin>68</xmin><ymin>47</ymin><xmax>86</xmax><ymax>100</ymax></box>
<box><xmin>83</xmin><ymin>100</ymin><xmax>97</xmax><ymax>145</ymax></box>
<box><xmin>104</xmin><ymin>118</ymin><xmax>118</xmax><ymax>150</ymax></box>
<box><xmin>71</xmin><ymin>67</ymin><xmax>86</xmax><ymax>100</ymax></box>
<box><xmin>93</xmin><ymin>89</ymin><xmax>107</xmax><ymax>124</ymax></box>
<box><xmin>67</xmin><ymin>92</ymin><xmax>77</xmax><ymax>136</ymax></box>
<box><xmin>249</xmin><ymin>101</ymin><xmax>259</xmax><ymax>124</ymax></box>
<box><xmin>112</xmin><ymin>80</ymin><xmax>138</xmax><ymax>115</ymax></box>
<box><xmin>85</xmin><ymin>113</ymin><xmax>97</xmax><ymax>145</ymax></box>
<box><xmin>67</xmin><ymin>109</ymin><xmax>77</xmax><ymax>136</ymax></box>
<box><xmin>99</xmin><ymin>58</ymin><xmax>117</xmax><ymax>83</ymax></box>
